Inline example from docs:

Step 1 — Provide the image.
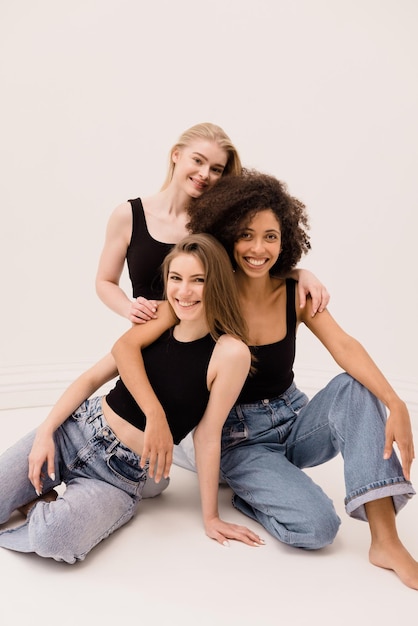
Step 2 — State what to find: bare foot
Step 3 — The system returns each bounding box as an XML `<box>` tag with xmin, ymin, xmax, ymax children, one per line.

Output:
<box><xmin>369</xmin><ymin>538</ymin><xmax>418</xmax><ymax>590</ymax></box>
<box><xmin>18</xmin><ymin>489</ymin><xmax>58</xmax><ymax>517</ymax></box>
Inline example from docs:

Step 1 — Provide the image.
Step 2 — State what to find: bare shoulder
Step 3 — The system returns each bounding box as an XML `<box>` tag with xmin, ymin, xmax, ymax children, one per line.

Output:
<box><xmin>207</xmin><ymin>335</ymin><xmax>250</xmax><ymax>391</ymax></box>
<box><xmin>105</xmin><ymin>201</ymin><xmax>133</xmax><ymax>241</ymax></box>
<box><xmin>214</xmin><ymin>334</ymin><xmax>251</xmax><ymax>361</ymax></box>
<box><xmin>109</xmin><ymin>201</ymin><xmax>132</xmax><ymax>223</ymax></box>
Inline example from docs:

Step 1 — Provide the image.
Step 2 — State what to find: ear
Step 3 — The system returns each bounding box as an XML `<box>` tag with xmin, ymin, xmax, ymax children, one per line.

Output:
<box><xmin>172</xmin><ymin>148</ymin><xmax>180</xmax><ymax>164</ymax></box>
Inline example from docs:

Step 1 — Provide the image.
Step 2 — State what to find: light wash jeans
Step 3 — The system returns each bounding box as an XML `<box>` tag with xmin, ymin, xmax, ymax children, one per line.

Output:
<box><xmin>175</xmin><ymin>373</ymin><xmax>415</xmax><ymax>549</ymax></box>
<box><xmin>0</xmin><ymin>396</ymin><xmax>168</xmax><ymax>563</ymax></box>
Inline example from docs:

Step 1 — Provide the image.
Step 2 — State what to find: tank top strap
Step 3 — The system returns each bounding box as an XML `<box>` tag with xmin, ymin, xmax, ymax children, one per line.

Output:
<box><xmin>285</xmin><ymin>279</ymin><xmax>297</xmax><ymax>336</ymax></box>
<box><xmin>129</xmin><ymin>197</ymin><xmax>151</xmax><ymax>244</ymax></box>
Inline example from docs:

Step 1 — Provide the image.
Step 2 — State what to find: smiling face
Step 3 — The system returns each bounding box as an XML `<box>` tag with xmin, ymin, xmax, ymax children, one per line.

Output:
<box><xmin>166</xmin><ymin>253</ymin><xmax>206</xmax><ymax>321</ymax></box>
<box><xmin>233</xmin><ymin>209</ymin><xmax>282</xmax><ymax>278</ymax></box>
<box><xmin>172</xmin><ymin>139</ymin><xmax>228</xmax><ymax>198</ymax></box>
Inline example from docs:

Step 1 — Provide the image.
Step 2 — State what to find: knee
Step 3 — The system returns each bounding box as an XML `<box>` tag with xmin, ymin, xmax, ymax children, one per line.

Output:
<box><xmin>28</xmin><ymin>503</ymin><xmax>85</xmax><ymax>564</ymax></box>
<box><xmin>328</xmin><ymin>372</ymin><xmax>357</xmax><ymax>394</ymax></box>
<box><xmin>142</xmin><ymin>475</ymin><xmax>170</xmax><ymax>499</ymax></box>
<box><xmin>303</xmin><ymin>510</ymin><xmax>341</xmax><ymax>549</ymax></box>
<box><xmin>329</xmin><ymin>372</ymin><xmax>371</xmax><ymax>401</ymax></box>
<box><xmin>283</xmin><ymin>509</ymin><xmax>341</xmax><ymax>550</ymax></box>
<box><xmin>328</xmin><ymin>373</ymin><xmax>385</xmax><ymax>420</ymax></box>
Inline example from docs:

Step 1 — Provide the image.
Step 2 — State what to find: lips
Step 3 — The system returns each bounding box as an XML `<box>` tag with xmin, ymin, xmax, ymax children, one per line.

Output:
<box><xmin>190</xmin><ymin>177</ymin><xmax>207</xmax><ymax>190</ymax></box>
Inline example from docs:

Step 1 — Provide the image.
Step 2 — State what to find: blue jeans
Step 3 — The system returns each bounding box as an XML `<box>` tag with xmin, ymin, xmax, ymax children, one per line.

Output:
<box><xmin>0</xmin><ymin>396</ymin><xmax>165</xmax><ymax>563</ymax></box>
<box><xmin>220</xmin><ymin>373</ymin><xmax>415</xmax><ymax>549</ymax></box>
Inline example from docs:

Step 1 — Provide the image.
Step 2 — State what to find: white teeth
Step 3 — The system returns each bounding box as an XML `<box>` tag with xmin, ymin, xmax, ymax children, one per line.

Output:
<box><xmin>247</xmin><ymin>258</ymin><xmax>265</xmax><ymax>266</ymax></box>
<box><xmin>178</xmin><ymin>301</ymin><xmax>196</xmax><ymax>307</ymax></box>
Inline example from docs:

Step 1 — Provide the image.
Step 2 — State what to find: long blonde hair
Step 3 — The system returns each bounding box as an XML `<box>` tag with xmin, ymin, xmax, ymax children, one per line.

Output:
<box><xmin>162</xmin><ymin>233</ymin><xmax>248</xmax><ymax>344</ymax></box>
<box><xmin>161</xmin><ymin>122</ymin><xmax>242</xmax><ymax>190</ymax></box>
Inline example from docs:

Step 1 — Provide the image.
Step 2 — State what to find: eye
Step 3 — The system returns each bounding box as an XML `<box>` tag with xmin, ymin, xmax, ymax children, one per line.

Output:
<box><xmin>211</xmin><ymin>167</ymin><xmax>223</xmax><ymax>175</ymax></box>
<box><xmin>194</xmin><ymin>277</ymin><xmax>205</xmax><ymax>283</ymax></box>
<box><xmin>266</xmin><ymin>233</ymin><xmax>279</xmax><ymax>241</ymax></box>
<box><xmin>168</xmin><ymin>274</ymin><xmax>181</xmax><ymax>281</ymax></box>
<box><xmin>193</xmin><ymin>157</ymin><xmax>202</xmax><ymax>164</ymax></box>
<box><xmin>237</xmin><ymin>231</ymin><xmax>252</xmax><ymax>240</ymax></box>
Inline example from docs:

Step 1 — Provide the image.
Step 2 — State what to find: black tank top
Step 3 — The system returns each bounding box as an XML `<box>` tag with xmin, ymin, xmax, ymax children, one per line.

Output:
<box><xmin>126</xmin><ymin>198</ymin><xmax>174</xmax><ymax>300</ymax></box>
<box><xmin>106</xmin><ymin>329</ymin><xmax>216</xmax><ymax>445</ymax></box>
<box><xmin>237</xmin><ymin>279</ymin><xmax>296</xmax><ymax>403</ymax></box>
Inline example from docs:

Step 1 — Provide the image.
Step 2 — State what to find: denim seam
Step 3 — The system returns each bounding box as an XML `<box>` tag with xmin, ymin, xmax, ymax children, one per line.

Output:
<box><xmin>286</xmin><ymin>420</ymin><xmax>329</xmax><ymax>451</ymax></box>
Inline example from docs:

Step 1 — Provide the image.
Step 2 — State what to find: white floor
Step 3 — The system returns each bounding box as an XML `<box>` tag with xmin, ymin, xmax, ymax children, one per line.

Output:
<box><xmin>1</xmin><ymin>406</ymin><xmax>418</xmax><ymax>625</ymax></box>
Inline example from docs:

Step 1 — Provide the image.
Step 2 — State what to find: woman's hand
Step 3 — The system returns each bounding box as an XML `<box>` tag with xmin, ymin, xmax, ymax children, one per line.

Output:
<box><xmin>296</xmin><ymin>269</ymin><xmax>330</xmax><ymax>315</ymax></box>
<box><xmin>141</xmin><ymin>413</ymin><xmax>174</xmax><ymax>482</ymax></box>
<box><xmin>384</xmin><ymin>400</ymin><xmax>415</xmax><ymax>481</ymax></box>
<box><xmin>28</xmin><ymin>427</ymin><xmax>56</xmax><ymax>495</ymax></box>
<box><xmin>129</xmin><ymin>297</ymin><xmax>159</xmax><ymax>324</ymax></box>
<box><xmin>204</xmin><ymin>516</ymin><xmax>265</xmax><ymax>547</ymax></box>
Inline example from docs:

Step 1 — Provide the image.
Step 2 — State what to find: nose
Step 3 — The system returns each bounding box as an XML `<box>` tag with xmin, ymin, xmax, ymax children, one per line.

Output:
<box><xmin>250</xmin><ymin>237</ymin><xmax>265</xmax><ymax>253</ymax></box>
<box><xmin>178</xmin><ymin>280</ymin><xmax>192</xmax><ymax>297</ymax></box>
<box><xmin>199</xmin><ymin>164</ymin><xmax>210</xmax><ymax>180</ymax></box>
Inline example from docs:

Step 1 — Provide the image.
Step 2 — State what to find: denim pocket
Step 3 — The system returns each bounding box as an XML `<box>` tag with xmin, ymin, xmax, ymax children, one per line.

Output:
<box><xmin>221</xmin><ymin>412</ymin><xmax>248</xmax><ymax>452</ymax></box>
<box><xmin>72</xmin><ymin>396</ymin><xmax>103</xmax><ymax>423</ymax></box>
<box><xmin>107</xmin><ymin>447</ymin><xmax>145</xmax><ymax>485</ymax></box>
<box><xmin>281</xmin><ymin>387</ymin><xmax>309</xmax><ymax>417</ymax></box>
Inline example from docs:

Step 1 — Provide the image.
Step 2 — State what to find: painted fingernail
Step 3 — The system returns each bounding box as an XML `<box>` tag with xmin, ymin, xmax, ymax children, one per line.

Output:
<box><xmin>49</xmin><ymin>473</ymin><xmax>55</xmax><ymax>481</ymax></box>
<box><xmin>35</xmin><ymin>489</ymin><xmax>41</xmax><ymax>497</ymax></box>
<box><xmin>223</xmin><ymin>540</ymin><xmax>230</xmax><ymax>547</ymax></box>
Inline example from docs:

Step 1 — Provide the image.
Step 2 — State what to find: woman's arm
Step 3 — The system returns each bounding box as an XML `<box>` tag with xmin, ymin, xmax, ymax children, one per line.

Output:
<box><xmin>287</xmin><ymin>268</ymin><xmax>330</xmax><ymax>315</ymax></box>
<box><xmin>193</xmin><ymin>335</ymin><xmax>264</xmax><ymax>547</ymax></box>
<box><xmin>300</xmin><ymin>300</ymin><xmax>414</xmax><ymax>480</ymax></box>
<box><xmin>29</xmin><ymin>354</ymin><xmax>118</xmax><ymax>494</ymax></box>
<box><xmin>95</xmin><ymin>202</ymin><xmax>159</xmax><ymax>323</ymax></box>
<box><xmin>96</xmin><ymin>202</ymin><xmax>134</xmax><ymax>319</ymax></box>
<box><xmin>111</xmin><ymin>301</ymin><xmax>178</xmax><ymax>481</ymax></box>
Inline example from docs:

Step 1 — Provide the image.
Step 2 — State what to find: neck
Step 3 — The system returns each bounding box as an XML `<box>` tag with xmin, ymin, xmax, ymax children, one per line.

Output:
<box><xmin>235</xmin><ymin>269</ymin><xmax>275</xmax><ymax>302</ymax></box>
<box><xmin>158</xmin><ymin>186</ymin><xmax>190</xmax><ymax>216</ymax></box>
<box><xmin>172</xmin><ymin>319</ymin><xmax>210</xmax><ymax>342</ymax></box>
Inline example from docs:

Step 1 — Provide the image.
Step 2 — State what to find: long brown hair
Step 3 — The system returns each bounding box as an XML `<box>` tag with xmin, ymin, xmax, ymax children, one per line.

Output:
<box><xmin>162</xmin><ymin>233</ymin><xmax>248</xmax><ymax>344</ymax></box>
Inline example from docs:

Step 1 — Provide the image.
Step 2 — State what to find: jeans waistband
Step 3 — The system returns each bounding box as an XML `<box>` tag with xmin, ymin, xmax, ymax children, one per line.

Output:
<box><xmin>237</xmin><ymin>381</ymin><xmax>298</xmax><ymax>408</ymax></box>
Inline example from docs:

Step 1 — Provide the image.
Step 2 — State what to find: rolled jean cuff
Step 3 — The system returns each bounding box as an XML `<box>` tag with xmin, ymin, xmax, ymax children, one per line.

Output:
<box><xmin>345</xmin><ymin>479</ymin><xmax>416</xmax><ymax>521</ymax></box>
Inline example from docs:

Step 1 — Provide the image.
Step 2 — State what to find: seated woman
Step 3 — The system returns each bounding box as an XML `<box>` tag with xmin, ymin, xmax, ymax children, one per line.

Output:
<box><xmin>0</xmin><ymin>234</ymin><xmax>263</xmax><ymax>563</ymax></box>
<box><xmin>114</xmin><ymin>170</ymin><xmax>418</xmax><ymax>589</ymax></box>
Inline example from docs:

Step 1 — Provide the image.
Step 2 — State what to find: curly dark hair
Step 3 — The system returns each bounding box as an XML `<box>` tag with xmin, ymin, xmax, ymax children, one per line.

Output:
<box><xmin>187</xmin><ymin>169</ymin><xmax>311</xmax><ymax>275</ymax></box>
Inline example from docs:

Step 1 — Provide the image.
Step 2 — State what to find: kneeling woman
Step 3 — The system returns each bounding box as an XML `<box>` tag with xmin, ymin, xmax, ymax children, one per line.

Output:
<box><xmin>0</xmin><ymin>234</ymin><xmax>262</xmax><ymax>563</ymax></box>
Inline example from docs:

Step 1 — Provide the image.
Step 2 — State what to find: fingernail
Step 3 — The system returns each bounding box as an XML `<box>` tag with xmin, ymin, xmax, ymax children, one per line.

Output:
<box><xmin>222</xmin><ymin>540</ymin><xmax>230</xmax><ymax>547</ymax></box>
<box><xmin>49</xmin><ymin>473</ymin><xmax>55</xmax><ymax>481</ymax></box>
<box><xmin>35</xmin><ymin>489</ymin><xmax>42</xmax><ymax>497</ymax></box>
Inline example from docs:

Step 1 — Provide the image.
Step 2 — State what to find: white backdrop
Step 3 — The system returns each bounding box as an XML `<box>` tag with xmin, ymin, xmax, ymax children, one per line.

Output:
<box><xmin>1</xmin><ymin>0</ymin><xmax>417</xmax><ymax>418</ymax></box>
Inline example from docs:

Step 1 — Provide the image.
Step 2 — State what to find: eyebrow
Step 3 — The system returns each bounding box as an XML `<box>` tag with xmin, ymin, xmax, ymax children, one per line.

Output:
<box><xmin>192</xmin><ymin>152</ymin><xmax>226</xmax><ymax>169</ymax></box>
<box><xmin>240</xmin><ymin>227</ymin><xmax>281</xmax><ymax>234</ymax></box>
<box><xmin>169</xmin><ymin>270</ymin><xmax>205</xmax><ymax>278</ymax></box>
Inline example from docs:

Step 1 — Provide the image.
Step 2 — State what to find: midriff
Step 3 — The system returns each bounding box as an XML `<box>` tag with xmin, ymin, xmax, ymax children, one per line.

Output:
<box><xmin>102</xmin><ymin>396</ymin><xmax>145</xmax><ymax>456</ymax></box>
